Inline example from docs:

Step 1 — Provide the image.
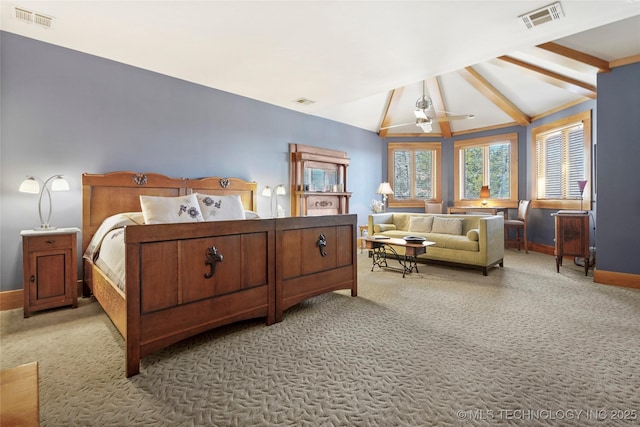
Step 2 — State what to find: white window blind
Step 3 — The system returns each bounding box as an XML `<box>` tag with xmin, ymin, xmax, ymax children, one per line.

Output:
<box><xmin>536</xmin><ymin>123</ymin><xmax>585</xmax><ymax>200</ymax></box>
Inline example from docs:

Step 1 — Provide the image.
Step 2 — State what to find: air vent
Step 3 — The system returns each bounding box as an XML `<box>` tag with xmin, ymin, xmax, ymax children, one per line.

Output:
<box><xmin>13</xmin><ymin>5</ymin><xmax>54</xmax><ymax>29</ymax></box>
<box><xmin>293</xmin><ymin>98</ymin><xmax>315</xmax><ymax>106</ymax></box>
<box><xmin>519</xmin><ymin>2</ymin><xmax>564</xmax><ymax>29</ymax></box>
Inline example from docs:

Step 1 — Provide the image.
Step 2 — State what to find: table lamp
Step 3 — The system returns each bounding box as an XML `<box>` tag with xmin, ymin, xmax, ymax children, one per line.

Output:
<box><xmin>479</xmin><ymin>185</ymin><xmax>490</xmax><ymax>206</ymax></box>
<box><xmin>376</xmin><ymin>182</ymin><xmax>394</xmax><ymax>213</ymax></box>
<box><xmin>19</xmin><ymin>175</ymin><xmax>70</xmax><ymax>230</ymax></box>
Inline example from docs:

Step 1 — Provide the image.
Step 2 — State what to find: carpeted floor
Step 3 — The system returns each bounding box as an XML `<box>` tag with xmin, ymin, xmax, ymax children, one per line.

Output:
<box><xmin>1</xmin><ymin>251</ymin><xmax>639</xmax><ymax>426</ymax></box>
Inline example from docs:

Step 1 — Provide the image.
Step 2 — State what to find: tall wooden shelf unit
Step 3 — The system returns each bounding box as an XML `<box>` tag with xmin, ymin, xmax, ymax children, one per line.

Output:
<box><xmin>290</xmin><ymin>144</ymin><xmax>351</xmax><ymax>216</ymax></box>
<box><xmin>553</xmin><ymin>211</ymin><xmax>590</xmax><ymax>276</ymax></box>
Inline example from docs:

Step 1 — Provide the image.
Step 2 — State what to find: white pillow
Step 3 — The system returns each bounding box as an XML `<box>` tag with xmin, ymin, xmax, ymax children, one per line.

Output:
<box><xmin>195</xmin><ymin>193</ymin><xmax>246</xmax><ymax>221</ymax></box>
<box><xmin>244</xmin><ymin>210</ymin><xmax>260</xmax><ymax>219</ymax></box>
<box><xmin>408</xmin><ymin>216</ymin><xmax>434</xmax><ymax>233</ymax></box>
<box><xmin>140</xmin><ymin>194</ymin><xmax>204</xmax><ymax>224</ymax></box>
<box><xmin>431</xmin><ymin>217</ymin><xmax>463</xmax><ymax>235</ymax></box>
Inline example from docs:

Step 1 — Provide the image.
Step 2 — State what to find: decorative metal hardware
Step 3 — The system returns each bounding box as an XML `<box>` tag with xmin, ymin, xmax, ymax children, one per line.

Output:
<box><xmin>317</xmin><ymin>234</ymin><xmax>327</xmax><ymax>257</ymax></box>
<box><xmin>204</xmin><ymin>246</ymin><xmax>224</xmax><ymax>279</ymax></box>
<box><xmin>132</xmin><ymin>174</ymin><xmax>148</xmax><ymax>186</ymax></box>
<box><xmin>219</xmin><ymin>178</ymin><xmax>230</xmax><ymax>189</ymax></box>
<box><xmin>314</xmin><ymin>200</ymin><xmax>333</xmax><ymax>207</ymax></box>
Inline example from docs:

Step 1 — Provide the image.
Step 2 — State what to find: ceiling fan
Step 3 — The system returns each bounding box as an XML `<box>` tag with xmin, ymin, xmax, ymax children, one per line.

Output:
<box><xmin>380</xmin><ymin>81</ymin><xmax>475</xmax><ymax>133</ymax></box>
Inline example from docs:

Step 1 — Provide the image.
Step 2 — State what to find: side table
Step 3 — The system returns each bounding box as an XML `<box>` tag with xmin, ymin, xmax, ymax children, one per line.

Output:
<box><xmin>21</xmin><ymin>227</ymin><xmax>80</xmax><ymax>317</ymax></box>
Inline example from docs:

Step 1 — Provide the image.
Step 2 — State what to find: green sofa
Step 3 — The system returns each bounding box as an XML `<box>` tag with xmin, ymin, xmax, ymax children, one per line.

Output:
<box><xmin>367</xmin><ymin>213</ymin><xmax>504</xmax><ymax>275</ymax></box>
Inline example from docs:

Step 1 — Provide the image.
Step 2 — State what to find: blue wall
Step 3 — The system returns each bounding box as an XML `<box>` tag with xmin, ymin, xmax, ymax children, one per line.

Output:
<box><xmin>596</xmin><ymin>61</ymin><xmax>640</xmax><ymax>275</ymax></box>
<box><xmin>2</xmin><ymin>32</ymin><xmax>639</xmax><ymax>291</ymax></box>
<box><xmin>0</xmin><ymin>32</ymin><xmax>384</xmax><ymax>291</ymax></box>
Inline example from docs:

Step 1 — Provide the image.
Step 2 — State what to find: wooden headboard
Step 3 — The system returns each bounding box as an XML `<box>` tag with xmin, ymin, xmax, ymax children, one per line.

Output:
<box><xmin>82</xmin><ymin>172</ymin><xmax>258</xmax><ymax>253</ymax></box>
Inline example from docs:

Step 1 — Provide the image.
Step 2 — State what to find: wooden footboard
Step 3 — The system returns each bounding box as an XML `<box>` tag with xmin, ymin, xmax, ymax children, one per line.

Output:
<box><xmin>275</xmin><ymin>214</ymin><xmax>357</xmax><ymax>322</ymax></box>
<box><xmin>124</xmin><ymin>219</ymin><xmax>275</xmax><ymax>377</ymax></box>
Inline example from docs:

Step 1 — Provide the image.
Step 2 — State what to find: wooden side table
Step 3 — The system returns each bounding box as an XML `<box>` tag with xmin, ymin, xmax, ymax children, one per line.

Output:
<box><xmin>552</xmin><ymin>211</ymin><xmax>590</xmax><ymax>276</ymax></box>
<box><xmin>358</xmin><ymin>225</ymin><xmax>368</xmax><ymax>253</ymax></box>
<box><xmin>21</xmin><ymin>227</ymin><xmax>80</xmax><ymax>317</ymax></box>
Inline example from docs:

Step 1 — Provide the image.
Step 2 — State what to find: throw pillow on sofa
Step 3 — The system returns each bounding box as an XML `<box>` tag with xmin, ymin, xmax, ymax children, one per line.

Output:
<box><xmin>408</xmin><ymin>216</ymin><xmax>434</xmax><ymax>233</ymax></box>
<box><xmin>374</xmin><ymin>224</ymin><xmax>397</xmax><ymax>233</ymax></box>
<box><xmin>467</xmin><ymin>229</ymin><xmax>480</xmax><ymax>241</ymax></box>
<box><xmin>431</xmin><ymin>217</ymin><xmax>463</xmax><ymax>235</ymax></box>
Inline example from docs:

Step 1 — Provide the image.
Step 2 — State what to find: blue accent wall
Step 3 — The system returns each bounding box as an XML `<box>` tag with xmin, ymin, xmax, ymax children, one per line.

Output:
<box><xmin>0</xmin><ymin>32</ymin><xmax>383</xmax><ymax>290</ymax></box>
<box><xmin>1</xmin><ymin>32</ymin><xmax>639</xmax><ymax>291</ymax></box>
<box><xmin>596</xmin><ymin>61</ymin><xmax>640</xmax><ymax>275</ymax></box>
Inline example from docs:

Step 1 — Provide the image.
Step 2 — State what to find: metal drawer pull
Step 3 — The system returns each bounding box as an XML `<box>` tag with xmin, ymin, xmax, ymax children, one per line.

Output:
<box><xmin>46</xmin><ymin>240</ymin><xmax>55</xmax><ymax>244</ymax></box>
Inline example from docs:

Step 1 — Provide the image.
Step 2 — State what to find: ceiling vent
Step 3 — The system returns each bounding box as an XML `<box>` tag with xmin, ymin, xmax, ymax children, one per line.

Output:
<box><xmin>293</xmin><ymin>98</ymin><xmax>315</xmax><ymax>106</ymax></box>
<box><xmin>13</xmin><ymin>5</ymin><xmax>54</xmax><ymax>29</ymax></box>
<box><xmin>519</xmin><ymin>2</ymin><xmax>564</xmax><ymax>29</ymax></box>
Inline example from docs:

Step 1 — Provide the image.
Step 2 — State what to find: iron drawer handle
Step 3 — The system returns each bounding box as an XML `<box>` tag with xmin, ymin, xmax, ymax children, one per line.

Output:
<box><xmin>204</xmin><ymin>246</ymin><xmax>223</xmax><ymax>279</ymax></box>
<box><xmin>46</xmin><ymin>240</ymin><xmax>54</xmax><ymax>244</ymax></box>
<box><xmin>317</xmin><ymin>234</ymin><xmax>327</xmax><ymax>257</ymax></box>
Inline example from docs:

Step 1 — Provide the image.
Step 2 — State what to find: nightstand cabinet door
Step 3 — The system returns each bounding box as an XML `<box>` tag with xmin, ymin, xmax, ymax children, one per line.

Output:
<box><xmin>22</xmin><ymin>231</ymin><xmax>78</xmax><ymax>318</ymax></box>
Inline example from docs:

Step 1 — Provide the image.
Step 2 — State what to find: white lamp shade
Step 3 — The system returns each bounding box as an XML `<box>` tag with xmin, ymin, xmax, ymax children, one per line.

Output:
<box><xmin>262</xmin><ymin>186</ymin><xmax>272</xmax><ymax>197</ymax></box>
<box><xmin>275</xmin><ymin>185</ymin><xmax>286</xmax><ymax>195</ymax></box>
<box><xmin>376</xmin><ymin>182</ymin><xmax>394</xmax><ymax>195</ymax></box>
<box><xmin>51</xmin><ymin>176</ymin><xmax>70</xmax><ymax>191</ymax></box>
<box><xmin>19</xmin><ymin>178</ymin><xmax>40</xmax><ymax>194</ymax></box>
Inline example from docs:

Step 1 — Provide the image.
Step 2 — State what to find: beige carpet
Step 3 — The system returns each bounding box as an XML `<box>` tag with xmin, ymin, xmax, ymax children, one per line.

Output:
<box><xmin>2</xmin><ymin>251</ymin><xmax>639</xmax><ymax>426</ymax></box>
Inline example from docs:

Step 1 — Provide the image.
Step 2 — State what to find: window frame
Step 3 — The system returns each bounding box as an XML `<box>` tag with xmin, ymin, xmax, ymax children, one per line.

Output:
<box><xmin>453</xmin><ymin>133</ymin><xmax>519</xmax><ymax>207</ymax></box>
<box><xmin>387</xmin><ymin>142</ymin><xmax>442</xmax><ymax>209</ymax></box>
<box><xmin>531</xmin><ymin>110</ymin><xmax>592</xmax><ymax>210</ymax></box>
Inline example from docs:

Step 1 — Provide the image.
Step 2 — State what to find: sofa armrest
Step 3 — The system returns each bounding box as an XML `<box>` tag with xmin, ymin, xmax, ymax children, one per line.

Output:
<box><xmin>478</xmin><ymin>215</ymin><xmax>504</xmax><ymax>264</ymax></box>
<box><xmin>368</xmin><ymin>213</ymin><xmax>394</xmax><ymax>235</ymax></box>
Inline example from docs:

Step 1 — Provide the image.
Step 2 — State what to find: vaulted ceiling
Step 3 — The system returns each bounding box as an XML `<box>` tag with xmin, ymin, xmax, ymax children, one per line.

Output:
<box><xmin>2</xmin><ymin>1</ymin><xmax>639</xmax><ymax>138</ymax></box>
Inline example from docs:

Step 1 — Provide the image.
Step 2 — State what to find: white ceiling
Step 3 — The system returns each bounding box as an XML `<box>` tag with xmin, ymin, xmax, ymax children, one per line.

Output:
<box><xmin>2</xmin><ymin>1</ymin><xmax>639</xmax><ymax>135</ymax></box>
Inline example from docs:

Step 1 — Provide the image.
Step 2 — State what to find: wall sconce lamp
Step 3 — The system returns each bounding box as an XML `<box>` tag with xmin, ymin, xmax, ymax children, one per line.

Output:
<box><xmin>479</xmin><ymin>185</ymin><xmax>490</xmax><ymax>206</ymax></box>
<box><xmin>577</xmin><ymin>179</ymin><xmax>588</xmax><ymax>211</ymax></box>
<box><xmin>19</xmin><ymin>175</ymin><xmax>70</xmax><ymax>230</ymax></box>
<box><xmin>262</xmin><ymin>184</ymin><xmax>286</xmax><ymax>217</ymax></box>
<box><xmin>376</xmin><ymin>182</ymin><xmax>394</xmax><ymax>213</ymax></box>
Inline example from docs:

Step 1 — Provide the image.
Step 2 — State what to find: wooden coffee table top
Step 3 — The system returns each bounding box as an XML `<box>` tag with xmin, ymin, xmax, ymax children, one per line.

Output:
<box><xmin>364</xmin><ymin>236</ymin><xmax>435</xmax><ymax>248</ymax></box>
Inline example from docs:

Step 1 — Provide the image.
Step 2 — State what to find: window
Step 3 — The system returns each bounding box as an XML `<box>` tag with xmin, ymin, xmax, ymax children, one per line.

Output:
<box><xmin>453</xmin><ymin>133</ymin><xmax>518</xmax><ymax>204</ymax></box>
<box><xmin>532</xmin><ymin>111</ymin><xmax>592</xmax><ymax>209</ymax></box>
<box><xmin>388</xmin><ymin>142</ymin><xmax>442</xmax><ymax>208</ymax></box>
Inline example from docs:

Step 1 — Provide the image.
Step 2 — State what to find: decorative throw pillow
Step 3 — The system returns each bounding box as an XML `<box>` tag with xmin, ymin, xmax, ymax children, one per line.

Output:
<box><xmin>140</xmin><ymin>194</ymin><xmax>203</xmax><ymax>224</ymax></box>
<box><xmin>244</xmin><ymin>210</ymin><xmax>260</xmax><ymax>219</ymax></box>
<box><xmin>195</xmin><ymin>193</ymin><xmax>246</xmax><ymax>221</ymax></box>
<box><xmin>408</xmin><ymin>216</ymin><xmax>434</xmax><ymax>233</ymax></box>
<box><xmin>374</xmin><ymin>224</ymin><xmax>397</xmax><ymax>233</ymax></box>
<box><xmin>431</xmin><ymin>217</ymin><xmax>463</xmax><ymax>235</ymax></box>
<box><xmin>467</xmin><ymin>229</ymin><xmax>480</xmax><ymax>241</ymax></box>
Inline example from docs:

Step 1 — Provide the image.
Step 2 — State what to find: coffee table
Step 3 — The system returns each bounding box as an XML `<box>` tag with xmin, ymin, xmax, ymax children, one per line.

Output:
<box><xmin>364</xmin><ymin>236</ymin><xmax>435</xmax><ymax>277</ymax></box>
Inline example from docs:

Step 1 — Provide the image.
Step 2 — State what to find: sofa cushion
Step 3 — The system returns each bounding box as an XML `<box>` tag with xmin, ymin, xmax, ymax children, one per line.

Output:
<box><xmin>374</xmin><ymin>223</ymin><xmax>397</xmax><ymax>233</ymax></box>
<box><xmin>408</xmin><ymin>216</ymin><xmax>434</xmax><ymax>233</ymax></box>
<box><xmin>467</xmin><ymin>229</ymin><xmax>480</xmax><ymax>241</ymax></box>
<box><xmin>431</xmin><ymin>217</ymin><xmax>463</xmax><ymax>235</ymax></box>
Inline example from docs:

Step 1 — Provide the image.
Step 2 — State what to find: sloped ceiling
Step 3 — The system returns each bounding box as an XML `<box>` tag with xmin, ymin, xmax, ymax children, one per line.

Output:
<box><xmin>1</xmin><ymin>1</ymin><xmax>639</xmax><ymax>137</ymax></box>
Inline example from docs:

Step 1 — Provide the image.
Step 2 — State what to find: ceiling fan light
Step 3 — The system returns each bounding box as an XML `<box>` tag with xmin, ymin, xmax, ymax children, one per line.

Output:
<box><xmin>414</xmin><ymin>109</ymin><xmax>428</xmax><ymax>119</ymax></box>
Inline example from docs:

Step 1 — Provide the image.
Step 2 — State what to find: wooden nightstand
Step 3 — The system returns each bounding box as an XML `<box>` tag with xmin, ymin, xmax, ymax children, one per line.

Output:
<box><xmin>21</xmin><ymin>227</ymin><xmax>80</xmax><ymax>318</ymax></box>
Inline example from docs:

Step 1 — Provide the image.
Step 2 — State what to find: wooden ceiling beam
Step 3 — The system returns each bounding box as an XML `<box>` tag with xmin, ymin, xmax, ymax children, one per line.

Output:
<box><xmin>497</xmin><ymin>55</ymin><xmax>597</xmax><ymax>99</ymax></box>
<box><xmin>378</xmin><ymin>87</ymin><xmax>404</xmax><ymax>138</ymax></box>
<box><xmin>537</xmin><ymin>42</ymin><xmax>610</xmax><ymax>73</ymax></box>
<box><xmin>425</xmin><ymin>77</ymin><xmax>452</xmax><ymax>138</ymax></box>
<box><xmin>457</xmin><ymin>67</ymin><xmax>531</xmax><ymax>126</ymax></box>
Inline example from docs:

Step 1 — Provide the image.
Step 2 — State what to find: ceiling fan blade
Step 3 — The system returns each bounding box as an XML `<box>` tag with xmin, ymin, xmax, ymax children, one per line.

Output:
<box><xmin>379</xmin><ymin>122</ymin><xmax>415</xmax><ymax>130</ymax></box>
<box><xmin>434</xmin><ymin>114</ymin><xmax>475</xmax><ymax>122</ymax></box>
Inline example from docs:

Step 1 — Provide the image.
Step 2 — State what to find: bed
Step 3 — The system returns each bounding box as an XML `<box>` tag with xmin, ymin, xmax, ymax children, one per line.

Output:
<box><xmin>82</xmin><ymin>171</ymin><xmax>357</xmax><ymax>377</ymax></box>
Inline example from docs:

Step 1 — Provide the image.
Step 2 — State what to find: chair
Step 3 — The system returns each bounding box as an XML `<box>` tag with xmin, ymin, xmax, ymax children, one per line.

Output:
<box><xmin>504</xmin><ymin>200</ymin><xmax>531</xmax><ymax>253</ymax></box>
<box><xmin>425</xmin><ymin>201</ymin><xmax>443</xmax><ymax>214</ymax></box>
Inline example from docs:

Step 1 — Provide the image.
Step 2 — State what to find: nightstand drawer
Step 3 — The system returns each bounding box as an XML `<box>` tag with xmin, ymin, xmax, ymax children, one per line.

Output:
<box><xmin>25</xmin><ymin>234</ymin><xmax>74</xmax><ymax>252</ymax></box>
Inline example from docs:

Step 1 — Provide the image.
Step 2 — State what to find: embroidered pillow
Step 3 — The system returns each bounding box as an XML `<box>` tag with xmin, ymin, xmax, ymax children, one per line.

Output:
<box><xmin>195</xmin><ymin>193</ymin><xmax>246</xmax><ymax>221</ymax></box>
<box><xmin>431</xmin><ymin>217</ymin><xmax>463</xmax><ymax>235</ymax></box>
<box><xmin>408</xmin><ymin>216</ymin><xmax>434</xmax><ymax>233</ymax></box>
<box><xmin>140</xmin><ymin>194</ymin><xmax>203</xmax><ymax>224</ymax></box>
